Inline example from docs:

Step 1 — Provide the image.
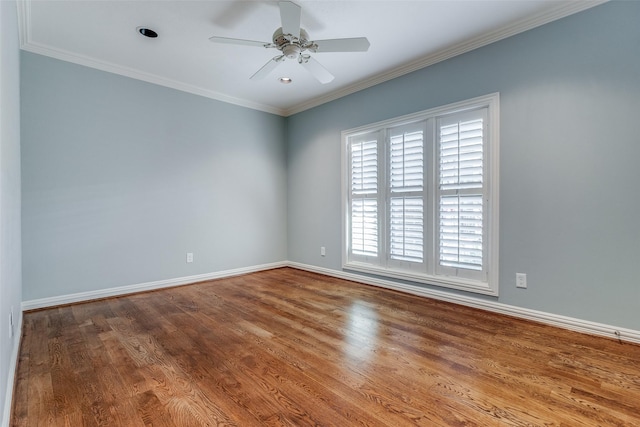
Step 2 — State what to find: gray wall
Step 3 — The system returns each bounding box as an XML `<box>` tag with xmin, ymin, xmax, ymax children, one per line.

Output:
<box><xmin>287</xmin><ymin>1</ymin><xmax>640</xmax><ymax>330</ymax></box>
<box><xmin>1</xmin><ymin>0</ymin><xmax>23</xmax><ymax>421</ymax></box>
<box><xmin>21</xmin><ymin>53</ymin><xmax>288</xmax><ymax>301</ymax></box>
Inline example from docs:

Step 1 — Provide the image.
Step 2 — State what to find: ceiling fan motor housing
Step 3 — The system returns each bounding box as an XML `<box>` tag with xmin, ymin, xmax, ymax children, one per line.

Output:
<box><xmin>273</xmin><ymin>27</ymin><xmax>311</xmax><ymax>59</ymax></box>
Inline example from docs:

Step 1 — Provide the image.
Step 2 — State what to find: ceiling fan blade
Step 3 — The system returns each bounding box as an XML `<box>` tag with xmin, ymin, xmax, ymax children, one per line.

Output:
<box><xmin>300</xmin><ymin>56</ymin><xmax>334</xmax><ymax>84</ymax></box>
<box><xmin>209</xmin><ymin>36</ymin><xmax>272</xmax><ymax>48</ymax></box>
<box><xmin>250</xmin><ymin>55</ymin><xmax>285</xmax><ymax>80</ymax></box>
<box><xmin>312</xmin><ymin>37</ymin><xmax>370</xmax><ymax>53</ymax></box>
<box><xmin>279</xmin><ymin>1</ymin><xmax>301</xmax><ymax>39</ymax></box>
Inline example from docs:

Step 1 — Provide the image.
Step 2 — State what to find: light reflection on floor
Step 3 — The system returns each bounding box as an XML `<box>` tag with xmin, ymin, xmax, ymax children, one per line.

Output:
<box><xmin>344</xmin><ymin>300</ymin><xmax>379</xmax><ymax>363</ymax></box>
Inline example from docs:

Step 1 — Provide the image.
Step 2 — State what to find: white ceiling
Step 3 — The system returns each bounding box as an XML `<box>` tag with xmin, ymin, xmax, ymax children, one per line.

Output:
<box><xmin>18</xmin><ymin>0</ymin><xmax>603</xmax><ymax>116</ymax></box>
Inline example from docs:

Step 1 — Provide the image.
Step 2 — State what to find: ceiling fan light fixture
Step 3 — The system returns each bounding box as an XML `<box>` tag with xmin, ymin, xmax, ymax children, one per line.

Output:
<box><xmin>137</xmin><ymin>27</ymin><xmax>158</xmax><ymax>38</ymax></box>
<box><xmin>282</xmin><ymin>43</ymin><xmax>302</xmax><ymax>59</ymax></box>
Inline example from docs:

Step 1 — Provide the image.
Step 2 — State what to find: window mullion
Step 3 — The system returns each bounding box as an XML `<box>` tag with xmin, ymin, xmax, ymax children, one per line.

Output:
<box><xmin>379</xmin><ymin>129</ymin><xmax>388</xmax><ymax>267</ymax></box>
<box><xmin>425</xmin><ymin>117</ymin><xmax>436</xmax><ymax>276</ymax></box>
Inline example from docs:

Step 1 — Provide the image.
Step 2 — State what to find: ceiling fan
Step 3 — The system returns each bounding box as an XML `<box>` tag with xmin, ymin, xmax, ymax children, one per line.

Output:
<box><xmin>209</xmin><ymin>1</ymin><xmax>370</xmax><ymax>84</ymax></box>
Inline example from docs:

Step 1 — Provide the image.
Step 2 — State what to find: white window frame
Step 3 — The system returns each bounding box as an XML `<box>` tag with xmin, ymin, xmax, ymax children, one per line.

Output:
<box><xmin>341</xmin><ymin>93</ymin><xmax>500</xmax><ymax>296</ymax></box>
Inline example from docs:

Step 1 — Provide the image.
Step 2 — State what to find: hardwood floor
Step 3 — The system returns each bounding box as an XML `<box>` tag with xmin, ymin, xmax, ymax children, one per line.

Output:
<box><xmin>11</xmin><ymin>267</ymin><xmax>640</xmax><ymax>426</ymax></box>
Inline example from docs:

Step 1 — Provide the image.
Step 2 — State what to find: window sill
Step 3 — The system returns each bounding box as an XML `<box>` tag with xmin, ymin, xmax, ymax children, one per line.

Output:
<box><xmin>343</xmin><ymin>261</ymin><xmax>498</xmax><ymax>296</ymax></box>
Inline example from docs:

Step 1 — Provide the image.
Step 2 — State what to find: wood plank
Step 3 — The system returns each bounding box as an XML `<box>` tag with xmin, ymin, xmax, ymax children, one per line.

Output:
<box><xmin>11</xmin><ymin>267</ymin><xmax>640</xmax><ymax>426</ymax></box>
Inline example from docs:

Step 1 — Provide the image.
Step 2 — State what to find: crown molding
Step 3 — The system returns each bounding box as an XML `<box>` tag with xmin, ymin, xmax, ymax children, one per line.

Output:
<box><xmin>16</xmin><ymin>0</ymin><xmax>30</xmax><ymax>46</ymax></box>
<box><xmin>282</xmin><ymin>0</ymin><xmax>608</xmax><ymax>116</ymax></box>
<box><xmin>19</xmin><ymin>41</ymin><xmax>287</xmax><ymax>116</ymax></box>
<box><xmin>16</xmin><ymin>0</ymin><xmax>286</xmax><ymax>116</ymax></box>
<box><xmin>17</xmin><ymin>0</ymin><xmax>607</xmax><ymax>117</ymax></box>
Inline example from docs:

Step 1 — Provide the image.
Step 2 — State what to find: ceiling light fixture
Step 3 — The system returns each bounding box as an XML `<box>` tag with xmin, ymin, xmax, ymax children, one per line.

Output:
<box><xmin>137</xmin><ymin>27</ymin><xmax>158</xmax><ymax>38</ymax></box>
<box><xmin>279</xmin><ymin>77</ymin><xmax>293</xmax><ymax>84</ymax></box>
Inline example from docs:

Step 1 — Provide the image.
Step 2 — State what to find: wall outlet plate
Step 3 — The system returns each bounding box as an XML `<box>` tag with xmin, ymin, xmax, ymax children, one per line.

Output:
<box><xmin>516</xmin><ymin>273</ymin><xmax>527</xmax><ymax>289</ymax></box>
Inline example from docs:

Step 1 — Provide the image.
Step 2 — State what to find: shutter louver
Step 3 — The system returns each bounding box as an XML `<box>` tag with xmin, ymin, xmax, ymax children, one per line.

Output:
<box><xmin>390</xmin><ymin>131</ymin><xmax>424</xmax><ymax>192</ymax></box>
<box><xmin>389</xmin><ymin>128</ymin><xmax>424</xmax><ymax>263</ymax></box>
<box><xmin>390</xmin><ymin>197</ymin><xmax>423</xmax><ymax>262</ymax></box>
<box><xmin>351</xmin><ymin>139</ymin><xmax>378</xmax><ymax>257</ymax></box>
<box><xmin>352</xmin><ymin>140</ymin><xmax>378</xmax><ymax>195</ymax></box>
<box><xmin>438</xmin><ymin>114</ymin><xmax>485</xmax><ymax>272</ymax></box>
<box><xmin>439</xmin><ymin>195</ymin><xmax>483</xmax><ymax>270</ymax></box>
<box><xmin>352</xmin><ymin>199</ymin><xmax>378</xmax><ymax>256</ymax></box>
<box><xmin>440</xmin><ymin>119</ymin><xmax>483</xmax><ymax>190</ymax></box>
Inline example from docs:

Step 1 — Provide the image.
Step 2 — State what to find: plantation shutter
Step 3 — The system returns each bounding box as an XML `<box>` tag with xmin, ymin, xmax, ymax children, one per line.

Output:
<box><xmin>343</xmin><ymin>94</ymin><xmax>498</xmax><ymax>295</ymax></box>
<box><xmin>437</xmin><ymin>109</ymin><xmax>487</xmax><ymax>276</ymax></box>
<box><xmin>350</xmin><ymin>136</ymin><xmax>379</xmax><ymax>257</ymax></box>
<box><xmin>388</xmin><ymin>125</ymin><xmax>425</xmax><ymax>264</ymax></box>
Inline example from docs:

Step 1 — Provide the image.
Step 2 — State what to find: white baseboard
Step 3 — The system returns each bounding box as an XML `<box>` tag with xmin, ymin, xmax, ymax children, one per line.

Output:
<box><xmin>21</xmin><ymin>261</ymin><xmax>288</xmax><ymax>311</ymax></box>
<box><xmin>2</xmin><ymin>312</ymin><xmax>22</xmax><ymax>427</ymax></box>
<box><xmin>19</xmin><ymin>260</ymin><xmax>640</xmax><ymax>346</ymax></box>
<box><xmin>288</xmin><ymin>262</ymin><xmax>640</xmax><ymax>345</ymax></box>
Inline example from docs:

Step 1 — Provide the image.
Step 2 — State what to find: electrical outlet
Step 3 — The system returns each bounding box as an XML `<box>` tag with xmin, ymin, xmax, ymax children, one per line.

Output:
<box><xmin>186</xmin><ymin>252</ymin><xmax>194</xmax><ymax>263</ymax></box>
<box><xmin>320</xmin><ymin>246</ymin><xmax>326</xmax><ymax>257</ymax></box>
<box><xmin>516</xmin><ymin>273</ymin><xmax>527</xmax><ymax>289</ymax></box>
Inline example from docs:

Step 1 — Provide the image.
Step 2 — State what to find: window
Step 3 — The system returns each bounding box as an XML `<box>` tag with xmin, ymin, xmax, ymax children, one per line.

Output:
<box><xmin>342</xmin><ymin>94</ymin><xmax>499</xmax><ymax>295</ymax></box>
